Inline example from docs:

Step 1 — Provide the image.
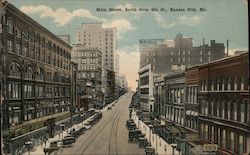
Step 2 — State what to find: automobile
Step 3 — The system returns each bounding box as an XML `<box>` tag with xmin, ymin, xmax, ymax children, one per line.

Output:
<box><xmin>79</xmin><ymin>127</ymin><xmax>87</xmax><ymax>134</ymax></box>
<box><xmin>62</xmin><ymin>136</ymin><xmax>76</xmax><ymax>146</ymax></box>
<box><xmin>84</xmin><ymin>122</ymin><xmax>91</xmax><ymax>129</ymax></box>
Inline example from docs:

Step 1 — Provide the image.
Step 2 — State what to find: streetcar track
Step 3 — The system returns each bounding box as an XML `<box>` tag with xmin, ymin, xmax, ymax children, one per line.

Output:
<box><xmin>77</xmin><ymin>110</ymin><xmax>121</xmax><ymax>154</ymax></box>
<box><xmin>70</xmin><ymin>111</ymin><xmax>116</xmax><ymax>154</ymax></box>
<box><xmin>114</xmin><ymin>109</ymin><xmax>124</xmax><ymax>155</ymax></box>
<box><xmin>108</xmin><ymin>108</ymin><xmax>123</xmax><ymax>155</ymax></box>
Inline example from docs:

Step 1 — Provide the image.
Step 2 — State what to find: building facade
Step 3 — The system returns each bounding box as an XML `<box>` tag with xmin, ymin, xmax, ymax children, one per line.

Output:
<box><xmin>57</xmin><ymin>35</ymin><xmax>70</xmax><ymax>45</ymax></box>
<box><xmin>139</xmin><ymin>39</ymin><xmax>164</xmax><ymax>70</ymax></box>
<box><xmin>76</xmin><ymin>23</ymin><xmax>118</xmax><ymax>103</ymax></box>
<box><xmin>0</xmin><ymin>2</ymin><xmax>73</xmax><ymax>153</ymax></box>
<box><xmin>75</xmin><ymin>23</ymin><xmax>118</xmax><ymax>73</ymax></box>
<box><xmin>71</xmin><ymin>44</ymin><xmax>102</xmax><ymax>111</ymax></box>
<box><xmin>198</xmin><ymin>53</ymin><xmax>249</xmax><ymax>155</ymax></box>
<box><xmin>139</xmin><ymin>34</ymin><xmax>225</xmax><ymax>75</ymax></box>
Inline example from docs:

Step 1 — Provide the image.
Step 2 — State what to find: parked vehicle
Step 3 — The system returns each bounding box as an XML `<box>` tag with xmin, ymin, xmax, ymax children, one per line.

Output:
<box><xmin>145</xmin><ymin>146</ymin><xmax>155</xmax><ymax>155</ymax></box>
<box><xmin>127</xmin><ymin>122</ymin><xmax>136</xmax><ymax>130</ymax></box>
<box><xmin>43</xmin><ymin>140</ymin><xmax>61</xmax><ymax>154</ymax></box>
<box><xmin>62</xmin><ymin>136</ymin><xmax>75</xmax><ymax>147</ymax></box>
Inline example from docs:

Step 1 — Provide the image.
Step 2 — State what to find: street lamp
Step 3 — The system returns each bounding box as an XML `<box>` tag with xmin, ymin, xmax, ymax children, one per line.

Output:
<box><xmin>148</xmin><ymin>124</ymin><xmax>153</xmax><ymax>146</ymax></box>
<box><xmin>25</xmin><ymin>140</ymin><xmax>32</xmax><ymax>155</ymax></box>
<box><xmin>170</xmin><ymin>143</ymin><xmax>177</xmax><ymax>155</ymax></box>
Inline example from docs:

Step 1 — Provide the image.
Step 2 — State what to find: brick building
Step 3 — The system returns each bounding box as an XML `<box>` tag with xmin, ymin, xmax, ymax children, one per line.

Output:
<box><xmin>198</xmin><ymin>52</ymin><xmax>249</xmax><ymax>155</ymax></box>
<box><xmin>0</xmin><ymin>2</ymin><xmax>75</xmax><ymax>153</ymax></box>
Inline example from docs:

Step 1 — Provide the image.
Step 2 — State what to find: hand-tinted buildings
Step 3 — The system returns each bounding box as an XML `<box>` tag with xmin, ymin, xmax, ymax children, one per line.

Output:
<box><xmin>0</xmin><ymin>2</ymin><xmax>75</xmax><ymax>153</ymax></box>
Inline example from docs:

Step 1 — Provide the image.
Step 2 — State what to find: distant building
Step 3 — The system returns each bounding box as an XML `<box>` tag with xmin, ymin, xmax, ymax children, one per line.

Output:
<box><xmin>57</xmin><ymin>35</ymin><xmax>70</xmax><ymax>45</ymax></box>
<box><xmin>138</xmin><ymin>34</ymin><xmax>225</xmax><ymax>114</ymax></box>
<box><xmin>139</xmin><ymin>34</ymin><xmax>225</xmax><ymax>74</ymax></box>
<box><xmin>76</xmin><ymin>23</ymin><xmax>119</xmax><ymax>102</ymax></box>
<box><xmin>76</xmin><ymin>23</ymin><xmax>118</xmax><ymax>73</ymax></box>
<box><xmin>71</xmin><ymin>44</ymin><xmax>102</xmax><ymax>110</ymax></box>
<box><xmin>139</xmin><ymin>39</ymin><xmax>164</xmax><ymax>69</ymax></box>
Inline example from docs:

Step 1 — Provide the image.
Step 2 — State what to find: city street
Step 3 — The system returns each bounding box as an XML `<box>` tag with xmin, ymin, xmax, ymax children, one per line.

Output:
<box><xmin>59</xmin><ymin>92</ymin><xmax>144</xmax><ymax>155</ymax></box>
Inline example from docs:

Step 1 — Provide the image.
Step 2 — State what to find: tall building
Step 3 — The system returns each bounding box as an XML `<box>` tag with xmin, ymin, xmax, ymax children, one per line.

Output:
<box><xmin>71</xmin><ymin>44</ymin><xmax>102</xmax><ymax>110</ymax></box>
<box><xmin>139</xmin><ymin>34</ymin><xmax>225</xmax><ymax>74</ymax></box>
<box><xmin>57</xmin><ymin>35</ymin><xmax>70</xmax><ymax>45</ymax></box>
<box><xmin>138</xmin><ymin>34</ymin><xmax>225</xmax><ymax>114</ymax></box>
<box><xmin>0</xmin><ymin>2</ymin><xmax>74</xmax><ymax>154</ymax></box>
<box><xmin>139</xmin><ymin>39</ymin><xmax>164</xmax><ymax>69</ymax></box>
<box><xmin>76</xmin><ymin>23</ymin><xmax>119</xmax><ymax>103</ymax></box>
<box><xmin>76</xmin><ymin>23</ymin><xmax>118</xmax><ymax>73</ymax></box>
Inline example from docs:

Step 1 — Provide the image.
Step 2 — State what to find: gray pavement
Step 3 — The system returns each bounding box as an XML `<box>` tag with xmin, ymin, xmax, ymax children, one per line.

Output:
<box><xmin>60</xmin><ymin>92</ymin><xmax>145</xmax><ymax>155</ymax></box>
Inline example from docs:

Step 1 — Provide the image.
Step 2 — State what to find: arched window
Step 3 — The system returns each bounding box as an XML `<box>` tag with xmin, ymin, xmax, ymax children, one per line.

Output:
<box><xmin>15</xmin><ymin>26</ymin><xmax>21</xmax><ymax>38</ymax></box>
<box><xmin>6</xmin><ymin>18</ymin><xmax>13</xmax><ymax>34</ymax></box>
<box><xmin>29</xmin><ymin>32</ymin><xmax>35</xmax><ymax>43</ymax></box>
<box><xmin>9</xmin><ymin>62</ymin><xmax>21</xmax><ymax>77</ymax></box>
<box><xmin>22</xmin><ymin>30</ymin><xmax>28</xmax><ymax>41</ymax></box>
<box><xmin>60</xmin><ymin>74</ymin><xmax>65</xmax><ymax>83</ymax></box>
<box><xmin>25</xmin><ymin>66</ymin><xmax>34</xmax><ymax>79</ymax></box>
<box><xmin>38</xmin><ymin>68</ymin><xmax>45</xmax><ymax>81</ymax></box>
<box><xmin>54</xmin><ymin>72</ymin><xmax>59</xmax><ymax>82</ymax></box>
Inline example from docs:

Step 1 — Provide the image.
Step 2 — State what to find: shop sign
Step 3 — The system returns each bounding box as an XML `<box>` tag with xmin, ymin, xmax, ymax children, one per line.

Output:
<box><xmin>203</xmin><ymin>144</ymin><xmax>218</xmax><ymax>152</ymax></box>
<box><xmin>185</xmin><ymin>133</ymin><xmax>198</xmax><ymax>142</ymax></box>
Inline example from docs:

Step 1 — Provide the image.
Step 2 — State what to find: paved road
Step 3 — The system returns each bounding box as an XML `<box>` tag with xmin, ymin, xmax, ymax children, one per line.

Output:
<box><xmin>60</xmin><ymin>92</ymin><xmax>145</xmax><ymax>155</ymax></box>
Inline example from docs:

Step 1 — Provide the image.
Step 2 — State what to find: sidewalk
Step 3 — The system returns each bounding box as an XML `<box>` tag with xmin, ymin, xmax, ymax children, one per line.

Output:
<box><xmin>22</xmin><ymin>114</ymin><xmax>97</xmax><ymax>155</ymax></box>
<box><xmin>21</xmin><ymin>105</ymin><xmax>112</xmax><ymax>155</ymax></box>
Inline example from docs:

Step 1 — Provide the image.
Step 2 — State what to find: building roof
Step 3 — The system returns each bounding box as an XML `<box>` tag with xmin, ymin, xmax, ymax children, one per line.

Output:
<box><xmin>5</xmin><ymin>1</ymin><xmax>72</xmax><ymax>49</ymax></box>
<box><xmin>188</xmin><ymin>52</ymin><xmax>248</xmax><ymax>69</ymax></box>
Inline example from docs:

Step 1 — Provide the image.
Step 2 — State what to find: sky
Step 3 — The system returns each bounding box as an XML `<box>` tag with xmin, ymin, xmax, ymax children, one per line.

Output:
<box><xmin>8</xmin><ymin>0</ymin><xmax>249</xmax><ymax>90</ymax></box>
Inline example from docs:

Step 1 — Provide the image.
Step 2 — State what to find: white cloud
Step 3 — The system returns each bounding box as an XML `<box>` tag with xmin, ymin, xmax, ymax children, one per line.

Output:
<box><xmin>154</xmin><ymin>13</ymin><xmax>203</xmax><ymax>29</ymax></box>
<box><xmin>20</xmin><ymin>5</ymin><xmax>105</xmax><ymax>26</ymax></box>
<box><xmin>179</xmin><ymin>15</ymin><xmax>203</xmax><ymax>26</ymax></box>
<box><xmin>103</xmin><ymin>18</ymin><xmax>137</xmax><ymax>39</ymax></box>
<box><xmin>118</xmin><ymin>45</ymin><xmax>139</xmax><ymax>91</ymax></box>
<box><xmin>154</xmin><ymin>12</ymin><xmax>177</xmax><ymax>29</ymax></box>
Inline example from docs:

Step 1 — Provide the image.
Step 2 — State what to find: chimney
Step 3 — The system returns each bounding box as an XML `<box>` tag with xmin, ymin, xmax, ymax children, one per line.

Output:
<box><xmin>227</xmin><ymin>40</ymin><xmax>229</xmax><ymax>57</ymax></box>
<box><xmin>211</xmin><ymin>40</ymin><xmax>215</xmax><ymax>46</ymax></box>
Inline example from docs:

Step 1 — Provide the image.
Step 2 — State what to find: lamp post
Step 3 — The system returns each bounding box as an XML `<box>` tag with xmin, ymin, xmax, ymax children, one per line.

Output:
<box><xmin>25</xmin><ymin>140</ymin><xmax>32</xmax><ymax>155</ymax></box>
<box><xmin>170</xmin><ymin>143</ymin><xmax>177</xmax><ymax>155</ymax></box>
<box><xmin>148</xmin><ymin>124</ymin><xmax>153</xmax><ymax>146</ymax></box>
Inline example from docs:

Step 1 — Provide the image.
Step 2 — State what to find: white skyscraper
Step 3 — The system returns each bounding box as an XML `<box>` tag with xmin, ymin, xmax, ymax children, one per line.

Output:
<box><xmin>76</xmin><ymin>23</ymin><xmax>118</xmax><ymax>73</ymax></box>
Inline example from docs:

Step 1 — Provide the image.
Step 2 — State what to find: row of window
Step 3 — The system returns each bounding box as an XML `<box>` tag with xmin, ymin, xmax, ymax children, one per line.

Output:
<box><xmin>165</xmin><ymin>106</ymin><xmax>184</xmax><ymax>125</ymax></box>
<box><xmin>9</xmin><ymin>62</ymin><xmax>71</xmax><ymax>83</ymax></box>
<box><xmin>73</xmin><ymin>52</ymin><xmax>98</xmax><ymax>57</ymax></box>
<box><xmin>80</xmin><ymin>65</ymin><xmax>97</xmax><ymax>70</ymax></box>
<box><xmin>81</xmin><ymin>58</ymin><xmax>96</xmax><ymax>64</ymax></box>
<box><xmin>78</xmin><ymin>72</ymin><xmax>97</xmax><ymax>79</ymax></box>
<box><xmin>170</xmin><ymin>50</ymin><xmax>211</xmax><ymax>56</ymax></box>
<box><xmin>8</xmin><ymin>82</ymin><xmax>70</xmax><ymax>99</ymax></box>
<box><xmin>7</xmin><ymin>40</ymin><xmax>70</xmax><ymax>70</ymax></box>
<box><xmin>8</xmin><ymin>104</ymin><xmax>70</xmax><ymax>124</ymax></box>
<box><xmin>200</xmin><ymin>75</ymin><xmax>249</xmax><ymax>91</ymax></box>
<box><xmin>200</xmin><ymin>100</ymin><xmax>248</xmax><ymax>124</ymax></box>
<box><xmin>167</xmin><ymin>88</ymin><xmax>185</xmax><ymax>103</ymax></box>
<box><xmin>200</xmin><ymin>124</ymin><xmax>247</xmax><ymax>154</ymax></box>
<box><xmin>6</xmin><ymin>18</ymin><xmax>70</xmax><ymax>58</ymax></box>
